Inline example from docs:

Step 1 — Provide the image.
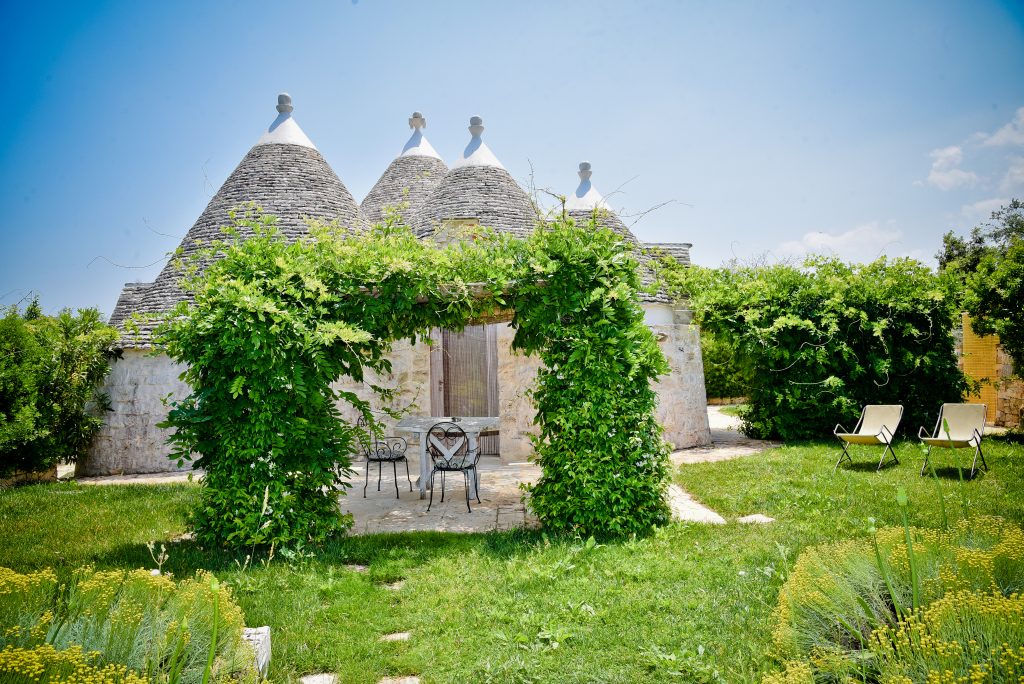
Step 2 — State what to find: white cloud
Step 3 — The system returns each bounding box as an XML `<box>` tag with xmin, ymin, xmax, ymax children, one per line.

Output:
<box><xmin>776</xmin><ymin>221</ymin><xmax>922</xmax><ymax>264</ymax></box>
<box><xmin>1000</xmin><ymin>156</ymin><xmax>1024</xmax><ymax>192</ymax></box>
<box><xmin>926</xmin><ymin>145</ymin><xmax>978</xmax><ymax>190</ymax></box>
<box><xmin>961</xmin><ymin>197</ymin><xmax>1011</xmax><ymax>224</ymax></box>
<box><xmin>981</xmin><ymin>107</ymin><xmax>1024</xmax><ymax>147</ymax></box>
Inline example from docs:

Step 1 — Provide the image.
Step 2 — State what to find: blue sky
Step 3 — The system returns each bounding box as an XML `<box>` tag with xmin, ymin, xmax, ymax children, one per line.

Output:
<box><xmin>2</xmin><ymin>0</ymin><xmax>1023</xmax><ymax>315</ymax></box>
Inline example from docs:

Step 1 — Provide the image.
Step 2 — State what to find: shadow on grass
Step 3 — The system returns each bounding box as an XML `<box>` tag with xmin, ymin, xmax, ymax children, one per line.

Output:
<box><xmin>922</xmin><ymin>465</ymin><xmax>988</xmax><ymax>481</ymax></box>
<box><xmin>837</xmin><ymin>459</ymin><xmax>901</xmax><ymax>473</ymax></box>
<box><xmin>91</xmin><ymin>527</ymin><xmax>552</xmax><ymax>581</ymax></box>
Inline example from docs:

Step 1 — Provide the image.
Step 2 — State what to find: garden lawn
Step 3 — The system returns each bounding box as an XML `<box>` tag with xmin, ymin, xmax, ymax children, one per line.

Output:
<box><xmin>1</xmin><ymin>437</ymin><xmax>1022</xmax><ymax>684</ymax></box>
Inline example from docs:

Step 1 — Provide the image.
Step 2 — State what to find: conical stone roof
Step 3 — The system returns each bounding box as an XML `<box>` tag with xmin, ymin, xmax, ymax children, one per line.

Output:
<box><xmin>562</xmin><ymin>161</ymin><xmax>673</xmax><ymax>304</ymax></box>
<box><xmin>565</xmin><ymin>161</ymin><xmax>640</xmax><ymax>245</ymax></box>
<box><xmin>114</xmin><ymin>93</ymin><xmax>363</xmax><ymax>347</ymax></box>
<box><xmin>361</xmin><ymin>112</ymin><xmax>448</xmax><ymax>227</ymax></box>
<box><xmin>415</xmin><ymin>117</ymin><xmax>536</xmax><ymax>239</ymax></box>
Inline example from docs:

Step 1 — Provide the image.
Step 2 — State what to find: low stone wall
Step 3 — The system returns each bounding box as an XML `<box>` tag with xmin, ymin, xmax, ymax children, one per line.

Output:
<box><xmin>996</xmin><ymin>348</ymin><xmax>1023</xmax><ymax>428</ymax></box>
<box><xmin>78</xmin><ymin>350</ymin><xmax>192</xmax><ymax>476</ymax></box>
<box><xmin>0</xmin><ymin>466</ymin><xmax>58</xmax><ymax>488</ymax></box>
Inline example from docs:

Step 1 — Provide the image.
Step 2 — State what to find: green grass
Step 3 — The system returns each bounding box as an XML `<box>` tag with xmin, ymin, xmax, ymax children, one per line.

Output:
<box><xmin>716</xmin><ymin>403</ymin><xmax>747</xmax><ymax>417</ymax></box>
<box><xmin>1</xmin><ymin>438</ymin><xmax>1022</xmax><ymax>683</ymax></box>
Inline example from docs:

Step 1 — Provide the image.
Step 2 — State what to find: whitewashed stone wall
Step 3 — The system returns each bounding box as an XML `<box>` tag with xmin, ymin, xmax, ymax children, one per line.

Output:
<box><xmin>331</xmin><ymin>338</ymin><xmax>432</xmax><ymax>433</ymax></box>
<box><xmin>496</xmin><ymin>323</ymin><xmax>543</xmax><ymax>463</ymax></box>
<box><xmin>78</xmin><ymin>350</ymin><xmax>191</xmax><ymax>476</ymax></box>
<box><xmin>653</xmin><ymin>324</ymin><xmax>712</xmax><ymax>449</ymax></box>
<box><xmin>85</xmin><ymin>324</ymin><xmax>710</xmax><ymax>474</ymax></box>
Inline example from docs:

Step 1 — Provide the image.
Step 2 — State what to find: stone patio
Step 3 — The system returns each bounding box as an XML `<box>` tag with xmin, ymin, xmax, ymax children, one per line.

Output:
<box><xmin>343</xmin><ymin>457</ymin><xmax>540</xmax><ymax>534</ymax></box>
<box><xmin>63</xmin><ymin>407</ymin><xmax>778</xmax><ymax>531</ymax></box>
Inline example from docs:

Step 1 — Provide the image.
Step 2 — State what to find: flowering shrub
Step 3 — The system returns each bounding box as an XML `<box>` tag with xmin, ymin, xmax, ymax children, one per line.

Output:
<box><xmin>0</xmin><ymin>567</ymin><xmax>256</xmax><ymax>684</ymax></box>
<box><xmin>871</xmin><ymin>590</ymin><xmax>1024</xmax><ymax>683</ymax></box>
<box><xmin>768</xmin><ymin>517</ymin><xmax>1024</xmax><ymax>682</ymax></box>
<box><xmin>0</xmin><ymin>644</ymin><xmax>146</xmax><ymax>684</ymax></box>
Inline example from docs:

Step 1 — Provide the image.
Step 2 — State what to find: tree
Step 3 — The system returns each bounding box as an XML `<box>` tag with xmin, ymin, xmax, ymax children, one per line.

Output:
<box><xmin>0</xmin><ymin>300</ymin><xmax>117</xmax><ymax>478</ymax></box>
<box><xmin>939</xmin><ymin>199</ymin><xmax>1024</xmax><ymax>377</ymax></box>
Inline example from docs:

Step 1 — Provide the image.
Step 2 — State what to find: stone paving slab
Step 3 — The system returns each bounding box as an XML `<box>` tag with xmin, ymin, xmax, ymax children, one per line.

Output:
<box><xmin>672</xmin><ymin>406</ymin><xmax>780</xmax><ymax>465</ymax></box>
<box><xmin>738</xmin><ymin>513</ymin><xmax>776</xmax><ymax>524</ymax></box>
<box><xmin>380</xmin><ymin>632</ymin><xmax>410</xmax><ymax>642</ymax></box>
<box><xmin>344</xmin><ymin>459</ymin><xmax>541</xmax><ymax>535</ymax></box>
<box><xmin>300</xmin><ymin>675</ymin><xmax>337</xmax><ymax>684</ymax></box>
<box><xmin>667</xmin><ymin>484</ymin><xmax>725</xmax><ymax>524</ymax></box>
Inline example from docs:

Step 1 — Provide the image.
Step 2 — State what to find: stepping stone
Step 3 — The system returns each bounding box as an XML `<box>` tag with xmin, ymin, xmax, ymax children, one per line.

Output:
<box><xmin>667</xmin><ymin>484</ymin><xmax>725</xmax><ymax>524</ymax></box>
<box><xmin>380</xmin><ymin>632</ymin><xmax>410</xmax><ymax>642</ymax></box>
<box><xmin>345</xmin><ymin>564</ymin><xmax>369</xmax><ymax>573</ymax></box>
<box><xmin>241</xmin><ymin>626</ymin><xmax>271</xmax><ymax>677</ymax></box>
<box><xmin>300</xmin><ymin>675</ymin><xmax>337</xmax><ymax>684</ymax></box>
<box><xmin>738</xmin><ymin>513</ymin><xmax>775</xmax><ymax>524</ymax></box>
<box><xmin>378</xmin><ymin>678</ymin><xmax>420</xmax><ymax>684</ymax></box>
<box><xmin>384</xmin><ymin>580</ymin><xmax>405</xmax><ymax>591</ymax></box>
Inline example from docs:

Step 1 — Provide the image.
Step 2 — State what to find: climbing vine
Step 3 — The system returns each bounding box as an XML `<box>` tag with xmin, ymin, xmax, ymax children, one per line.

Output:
<box><xmin>155</xmin><ymin>206</ymin><xmax>670</xmax><ymax>547</ymax></box>
<box><xmin>511</xmin><ymin>221</ymin><xmax>671</xmax><ymax>536</ymax></box>
<box><xmin>656</xmin><ymin>255</ymin><xmax>968</xmax><ymax>440</ymax></box>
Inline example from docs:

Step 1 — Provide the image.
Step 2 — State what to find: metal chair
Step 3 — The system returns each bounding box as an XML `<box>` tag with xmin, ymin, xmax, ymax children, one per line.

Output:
<box><xmin>426</xmin><ymin>421</ymin><xmax>481</xmax><ymax>513</ymax></box>
<box><xmin>833</xmin><ymin>404</ymin><xmax>903</xmax><ymax>472</ymax></box>
<box><xmin>357</xmin><ymin>416</ymin><xmax>411</xmax><ymax>498</ymax></box>
<box><xmin>918</xmin><ymin>403</ymin><xmax>988</xmax><ymax>479</ymax></box>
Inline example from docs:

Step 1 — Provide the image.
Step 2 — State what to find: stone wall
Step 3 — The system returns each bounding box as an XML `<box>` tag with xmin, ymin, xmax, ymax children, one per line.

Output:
<box><xmin>496</xmin><ymin>323</ymin><xmax>543</xmax><ymax>463</ymax></box>
<box><xmin>78</xmin><ymin>350</ymin><xmax>191</xmax><ymax>476</ymax></box>
<box><xmin>653</xmin><ymin>324</ymin><xmax>712</xmax><ymax>449</ymax></box>
<box><xmin>996</xmin><ymin>347</ymin><xmax>1023</xmax><ymax>428</ymax></box>
<box><xmin>331</xmin><ymin>338</ymin><xmax>432</xmax><ymax>433</ymax></box>
<box><xmin>85</xmin><ymin>324</ymin><xmax>711</xmax><ymax>474</ymax></box>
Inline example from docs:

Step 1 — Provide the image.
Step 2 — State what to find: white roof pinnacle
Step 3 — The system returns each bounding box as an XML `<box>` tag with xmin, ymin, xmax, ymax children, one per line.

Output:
<box><xmin>400</xmin><ymin>111</ymin><xmax>442</xmax><ymax>160</ymax></box>
<box><xmin>564</xmin><ymin>161</ymin><xmax>609</xmax><ymax>211</ymax></box>
<box><xmin>256</xmin><ymin>93</ymin><xmax>317</xmax><ymax>149</ymax></box>
<box><xmin>451</xmin><ymin>115</ymin><xmax>504</xmax><ymax>169</ymax></box>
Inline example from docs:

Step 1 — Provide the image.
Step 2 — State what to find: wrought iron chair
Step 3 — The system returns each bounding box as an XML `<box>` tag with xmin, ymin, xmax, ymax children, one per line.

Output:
<box><xmin>833</xmin><ymin>404</ymin><xmax>903</xmax><ymax>472</ymax></box>
<box><xmin>918</xmin><ymin>403</ymin><xmax>988</xmax><ymax>479</ymax></box>
<box><xmin>357</xmin><ymin>416</ymin><xmax>411</xmax><ymax>498</ymax></box>
<box><xmin>426</xmin><ymin>421</ymin><xmax>481</xmax><ymax>513</ymax></box>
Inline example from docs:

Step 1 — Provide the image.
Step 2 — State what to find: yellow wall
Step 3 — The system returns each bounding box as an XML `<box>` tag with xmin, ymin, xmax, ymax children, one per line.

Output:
<box><xmin>961</xmin><ymin>313</ymin><xmax>997</xmax><ymax>423</ymax></box>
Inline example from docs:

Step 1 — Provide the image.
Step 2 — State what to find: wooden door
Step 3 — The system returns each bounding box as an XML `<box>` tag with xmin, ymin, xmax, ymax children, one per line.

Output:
<box><xmin>430</xmin><ymin>325</ymin><xmax>500</xmax><ymax>456</ymax></box>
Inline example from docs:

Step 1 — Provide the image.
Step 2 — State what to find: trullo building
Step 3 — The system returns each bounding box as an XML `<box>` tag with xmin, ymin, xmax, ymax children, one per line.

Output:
<box><xmin>79</xmin><ymin>95</ymin><xmax>711</xmax><ymax>476</ymax></box>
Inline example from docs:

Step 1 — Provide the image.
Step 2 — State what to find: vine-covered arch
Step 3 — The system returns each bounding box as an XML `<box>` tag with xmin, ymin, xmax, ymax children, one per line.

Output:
<box><xmin>154</xmin><ymin>207</ymin><xmax>671</xmax><ymax>546</ymax></box>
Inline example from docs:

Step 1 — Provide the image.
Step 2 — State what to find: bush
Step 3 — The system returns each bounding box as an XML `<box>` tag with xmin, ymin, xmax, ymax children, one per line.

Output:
<box><xmin>0</xmin><ymin>301</ymin><xmax>117</xmax><ymax>478</ymax></box>
<box><xmin>700</xmin><ymin>328</ymin><xmax>749</xmax><ymax>399</ymax></box>
<box><xmin>0</xmin><ymin>644</ymin><xmax>146</xmax><ymax>684</ymax></box>
<box><xmin>0</xmin><ymin>309</ymin><xmax>43</xmax><ymax>467</ymax></box>
<box><xmin>871</xmin><ymin>590</ymin><xmax>1024</xmax><ymax>683</ymax></box>
<box><xmin>769</xmin><ymin>516</ymin><xmax>1024</xmax><ymax>682</ymax></box>
<box><xmin>658</xmin><ymin>256</ymin><xmax>967</xmax><ymax>440</ymax></box>
<box><xmin>0</xmin><ymin>566</ymin><xmax>257</xmax><ymax>684</ymax></box>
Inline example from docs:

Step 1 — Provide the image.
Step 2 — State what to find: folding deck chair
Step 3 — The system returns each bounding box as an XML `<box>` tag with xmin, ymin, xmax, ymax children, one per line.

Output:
<box><xmin>918</xmin><ymin>403</ymin><xmax>988</xmax><ymax>479</ymax></box>
<box><xmin>833</xmin><ymin>404</ymin><xmax>903</xmax><ymax>472</ymax></box>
